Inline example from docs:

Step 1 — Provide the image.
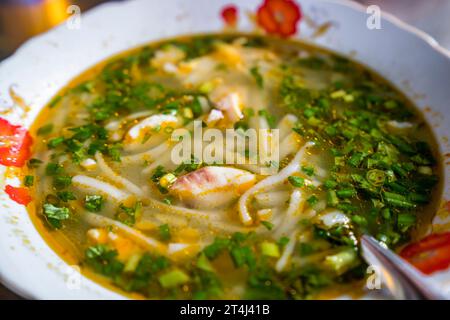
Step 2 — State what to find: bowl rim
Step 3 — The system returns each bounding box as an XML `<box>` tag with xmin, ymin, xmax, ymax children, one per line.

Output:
<box><xmin>0</xmin><ymin>0</ymin><xmax>449</xmax><ymax>299</ymax></box>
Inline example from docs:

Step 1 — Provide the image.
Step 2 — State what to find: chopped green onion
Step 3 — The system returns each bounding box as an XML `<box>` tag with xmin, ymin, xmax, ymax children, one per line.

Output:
<box><xmin>260</xmin><ymin>241</ymin><xmax>280</xmax><ymax>258</ymax></box>
<box><xmin>366</xmin><ymin>169</ymin><xmax>385</xmax><ymax>186</ymax></box>
<box><xmin>159</xmin><ymin>224</ymin><xmax>171</xmax><ymax>241</ymax></box>
<box><xmin>37</xmin><ymin>124</ymin><xmax>53</xmax><ymax>136</ymax></box>
<box><xmin>124</xmin><ymin>253</ymin><xmax>142</xmax><ymax>273</ymax></box>
<box><xmin>261</xmin><ymin>221</ymin><xmax>274</xmax><ymax>230</ymax></box>
<box><xmin>159</xmin><ymin>269</ymin><xmax>190</xmax><ymax>288</ymax></box>
<box><xmin>250</xmin><ymin>66</ymin><xmax>264</xmax><ymax>88</ymax></box>
<box><xmin>288</xmin><ymin>176</ymin><xmax>305</xmax><ymax>187</ymax></box>
<box><xmin>85</xmin><ymin>195</ymin><xmax>103</xmax><ymax>212</ymax></box>
<box><xmin>397</xmin><ymin>213</ymin><xmax>416</xmax><ymax>231</ymax></box>
<box><xmin>383</xmin><ymin>191</ymin><xmax>416</xmax><ymax>209</ymax></box>
<box><xmin>43</xmin><ymin>203</ymin><xmax>70</xmax><ymax>229</ymax></box>
<box><xmin>47</xmin><ymin>137</ymin><xmax>65</xmax><ymax>148</ymax></box>
<box><xmin>324</xmin><ymin>248</ymin><xmax>357</xmax><ymax>275</ymax></box>
<box><xmin>327</xmin><ymin>190</ymin><xmax>339</xmax><ymax>207</ymax></box>
<box><xmin>307</xmin><ymin>195</ymin><xmax>319</xmax><ymax>207</ymax></box>
<box><xmin>196</xmin><ymin>253</ymin><xmax>215</xmax><ymax>272</ymax></box>
<box><xmin>301</xmin><ymin>166</ymin><xmax>315</xmax><ymax>176</ymax></box>
<box><xmin>24</xmin><ymin>175</ymin><xmax>34</xmax><ymax>187</ymax></box>
<box><xmin>336</xmin><ymin>189</ymin><xmax>357</xmax><ymax>199</ymax></box>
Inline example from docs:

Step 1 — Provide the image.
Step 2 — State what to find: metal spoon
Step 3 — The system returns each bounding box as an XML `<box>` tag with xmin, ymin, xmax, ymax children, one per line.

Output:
<box><xmin>360</xmin><ymin>234</ymin><xmax>448</xmax><ymax>300</ymax></box>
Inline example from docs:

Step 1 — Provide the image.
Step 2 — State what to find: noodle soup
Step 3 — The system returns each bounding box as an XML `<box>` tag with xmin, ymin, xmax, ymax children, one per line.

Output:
<box><xmin>28</xmin><ymin>34</ymin><xmax>440</xmax><ymax>299</ymax></box>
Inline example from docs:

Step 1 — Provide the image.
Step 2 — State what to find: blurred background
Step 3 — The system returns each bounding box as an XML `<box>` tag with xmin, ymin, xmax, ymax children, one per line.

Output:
<box><xmin>0</xmin><ymin>0</ymin><xmax>449</xmax><ymax>299</ymax></box>
<box><xmin>1</xmin><ymin>0</ymin><xmax>450</xmax><ymax>61</ymax></box>
<box><xmin>0</xmin><ymin>0</ymin><xmax>125</xmax><ymax>60</ymax></box>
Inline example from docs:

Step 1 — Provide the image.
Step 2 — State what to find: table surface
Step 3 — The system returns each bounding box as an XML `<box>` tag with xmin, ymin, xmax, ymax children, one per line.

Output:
<box><xmin>1</xmin><ymin>0</ymin><xmax>449</xmax><ymax>300</ymax></box>
<box><xmin>0</xmin><ymin>285</ymin><xmax>22</xmax><ymax>300</ymax></box>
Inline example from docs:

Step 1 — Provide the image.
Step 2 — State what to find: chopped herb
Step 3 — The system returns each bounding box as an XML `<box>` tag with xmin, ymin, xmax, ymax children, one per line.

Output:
<box><xmin>288</xmin><ymin>176</ymin><xmax>305</xmax><ymax>187</ymax></box>
<box><xmin>258</xmin><ymin>110</ymin><xmax>276</xmax><ymax>128</ymax></box>
<box><xmin>27</xmin><ymin>158</ymin><xmax>43</xmax><ymax>169</ymax></box>
<box><xmin>49</xmin><ymin>95</ymin><xmax>62</xmax><ymax>108</ymax></box>
<box><xmin>383</xmin><ymin>191</ymin><xmax>416</xmax><ymax>209</ymax></box>
<box><xmin>108</xmin><ymin>143</ymin><xmax>122</xmax><ymax>162</ymax></box>
<box><xmin>159</xmin><ymin>224</ymin><xmax>171</xmax><ymax>241</ymax></box>
<box><xmin>301</xmin><ymin>166</ymin><xmax>315</xmax><ymax>176</ymax></box>
<box><xmin>261</xmin><ymin>221</ymin><xmax>274</xmax><ymax>230</ymax></box>
<box><xmin>56</xmin><ymin>191</ymin><xmax>76</xmax><ymax>202</ymax></box>
<box><xmin>53</xmin><ymin>175</ymin><xmax>72</xmax><ymax>190</ymax></box>
<box><xmin>24</xmin><ymin>175</ymin><xmax>34</xmax><ymax>187</ymax></box>
<box><xmin>37</xmin><ymin>124</ymin><xmax>53</xmax><ymax>136</ymax></box>
<box><xmin>43</xmin><ymin>203</ymin><xmax>70</xmax><ymax>229</ymax></box>
<box><xmin>336</xmin><ymin>189</ymin><xmax>357</xmax><ymax>199</ymax></box>
<box><xmin>84</xmin><ymin>195</ymin><xmax>104</xmax><ymax>212</ymax></box>
<box><xmin>277</xmin><ymin>236</ymin><xmax>290</xmax><ymax>248</ymax></box>
<box><xmin>85</xmin><ymin>245</ymin><xmax>124</xmax><ymax>277</ymax></box>
<box><xmin>307</xmin><ymin>195</ymin><xmax>319</xmax><ymax>207</ymax></box>
<box><xmin>116</xmin><ymin>202</ymin><xmax>142</xmax><ymax>226</ymax></box>
<box><xmin>159</xmin><ymin>269</ymin><xmax>190</xmax><ymax>288</ymax></box>
<box><xmin>397</xmin><ymin>213</ymin><xmax>416</xmax><ymax>231</ymax></box>
<box><xmin>260</xmin><ymin>241</ymin><xmax>280</xmax><ymax>258</ymax></box>
<box><xmin>47</xmin><ymin>137</ymin><xmax>65</xmax><ymax>149</ymax></box>
<box><xmin>327</xmin><ymin>190</ymin><xmax>339</xmax><ymax>207</ymax></box>
<box><xmin>250</xmin><ymin>66</ymin><xmax>264</xmax><ymax>88</ymax></box>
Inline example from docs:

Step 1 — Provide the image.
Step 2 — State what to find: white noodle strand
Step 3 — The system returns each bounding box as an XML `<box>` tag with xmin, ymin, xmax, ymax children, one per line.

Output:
<box><xmin>238</xmin><ymin>141</ymin><xmax>314</xmax><ymax>225</ymax></box>
<box><xmin>84</xmin><ymin>212</ymin><xmax>166</xmax><ymax>254</ymax></box>
<box><xmin>72</xmin><ymin>175</ymin><xmax>129</xmax><ymax>201</ymax></box>
<box><xmin>95</xmin><ymin>152</ymin><xmax>145</xmax><ymax>197</ymax></box>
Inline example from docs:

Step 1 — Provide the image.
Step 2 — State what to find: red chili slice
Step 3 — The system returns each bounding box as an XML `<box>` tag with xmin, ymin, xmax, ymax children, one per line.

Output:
<box><xmin>221</xmin><ymin>5</ymin><xmax>238</xmax><ymax>27</ymax></box>
<box><xmin>256</xmin><ymin>0</ymin><xmax>302</xmax><ymax>37</ymax></box>
<box><xmin>0</xmin><ymin>117</ymin><xmax>33</xmax><ymax>167</ymax></box>
<box><xmin>400</xmin><ymin>232</ymin><xmax>450</xmax><ymax>275</ymax></box>
<box><xmin>5</xmin><ymin>185</ymin><xmax>32</xmax><ymax>205</ymax></box>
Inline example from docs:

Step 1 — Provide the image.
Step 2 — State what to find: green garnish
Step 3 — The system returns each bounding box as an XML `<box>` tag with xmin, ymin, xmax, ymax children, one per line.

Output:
<box><xmin>261</xmin><ymin>221</ymin><xmax>274</xmax><ymax>231</ymax></box>
<box><xmin>288</xmin><ymin>176</ymin><xmax>305</xmax><ymax>187</ymax></box>
<box><xmin>24</xmin><ymin>175</ymin><xmax>34</xmax><ymax>187</ymax></box>
<box><xmin>301</xmin><ymin>166</ymin><xmax>315</xmax><ymax>176</ymax></box>
<box><xmin>116</xmin><ymin>202</ymin><xmax>142</xmax><ymax>226</ymax></box>
<box><xmin>159</xmin><ymin>224</ymin><xmax>171</xmax><ymax>241</ymax></box>
<box><xmin>84</xmin><ymin>195</ymin><xmax>104</xmax><ymax>212</ymax></box>
<box><xmin>250</xmin><ymin>66</ymin><xmax>264</xmax><ymax>88</ymax></box>
<box><xmin>37</xmin><ymin>124</ymin><xmax>53</xmax><ymax>136</ymax></box>
<box><xmin>43</xmin><ymin>203</ymin><xmax>70</xmax><ymax>229</ymax></box>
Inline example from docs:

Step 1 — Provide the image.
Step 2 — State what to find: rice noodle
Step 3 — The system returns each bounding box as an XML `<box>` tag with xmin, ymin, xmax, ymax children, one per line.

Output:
<box><xmin>238</xmin><ymin>141</ymin><xmax>315</xmax><ymax>225</ymax></box>
<box><xmin>142</xmin><ymin>198</ymin><xmax>258</xmax><ymax>234</ymax></box>
<box><xmin>83</xmin><ymin>212</ymin><xmax>166</xmax><ymax>254</ymax></box>
<box><xmin>95</xmin><ymin>152</ymin><xmax>145</xmax><ymax>197</ymax></box>
<box><xmin>122</xmin><ymin>141</ymin><xmax>172</xmax><ymax>164</ymax></box>
<box><xmin>278</xmin><ymin>132</ymin><xmax>301</xmax><ymax>160</ymax></box>
<box><xmin>278</xmin><ymin>114</ymin><xmax>299</xmax><ymax>140</ymax></box>
<box><xmin>273</xmin><ymin>189</ymin><xmax>305</xmax><ymax>238</ymax></box>
<box><xmin>105</xmin><ymin>111</ymin><xmax>155</xmax><ymax>131</ymax></box>
<box><xmin>72</xmin><ymin>175</ymin><xmax>130</xmax><ymax>201</ymax></box>
<box><xmin>275</xmin><ymin>230</ymin><xmax>298</xmax><ymax>272</ymax></box>
<box><xmin>254</xmin><ymin>190</ymin><xmax>290</xmax><ymax>208</ymax></box>
<box><xmin>142</xmin><ymin>149</ymin><xmax>177</xmax><ymax>174</ymax></box>
<box><xmin>123</xmin><ymin>133</ymin><xmax>167</xmax><ymax>153</ymax></box>
<box><xmin>221</xmin><ymin>149</ymin><xmax>263</xmax><ymax>174</ymax></box>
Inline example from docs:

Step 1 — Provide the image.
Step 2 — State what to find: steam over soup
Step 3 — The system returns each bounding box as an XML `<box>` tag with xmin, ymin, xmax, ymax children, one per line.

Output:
<box><xmin>28</xmin><ymin>34</ymin><xmax>440</xmax><ymax>299</ymax></box>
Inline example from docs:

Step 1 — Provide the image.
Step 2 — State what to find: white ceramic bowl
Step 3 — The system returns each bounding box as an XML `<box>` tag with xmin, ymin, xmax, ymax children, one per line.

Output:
<box><xmin>0</xmin><ymin>0</ymin><xmax>449</xmax><ymax>299</ymax></box>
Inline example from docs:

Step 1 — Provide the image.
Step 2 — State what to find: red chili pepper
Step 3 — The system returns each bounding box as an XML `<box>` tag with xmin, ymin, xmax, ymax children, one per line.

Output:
<box><xmin>0</xmin><ymin>117</ymin><xmax>33</xmax><ymax>167</ymax></box>
<box><xmin>221</xmin><ymin>5</ymin><xmax>238</xmax><ymax>27</ymax></box>
<box><xmin>5</xmin><ymin>185</ymin><xmax>32</xmax><ymax>205</ymax></box>
<box><xmin>256</xmin><ymin>0</ymin><xmax>302</xmax><ymax>37</ymax></box>
<box><xmin>400</xmin><ymin>232</ymin><xmax>450</xmax><ymax>275</ymax></box>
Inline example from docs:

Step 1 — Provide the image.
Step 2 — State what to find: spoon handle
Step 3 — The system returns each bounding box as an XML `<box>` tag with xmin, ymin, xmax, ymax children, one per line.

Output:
<box><xmin>361</xmin><ymin>235</ymin><xmax>448</xmax><ymax>300</ymax></box>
